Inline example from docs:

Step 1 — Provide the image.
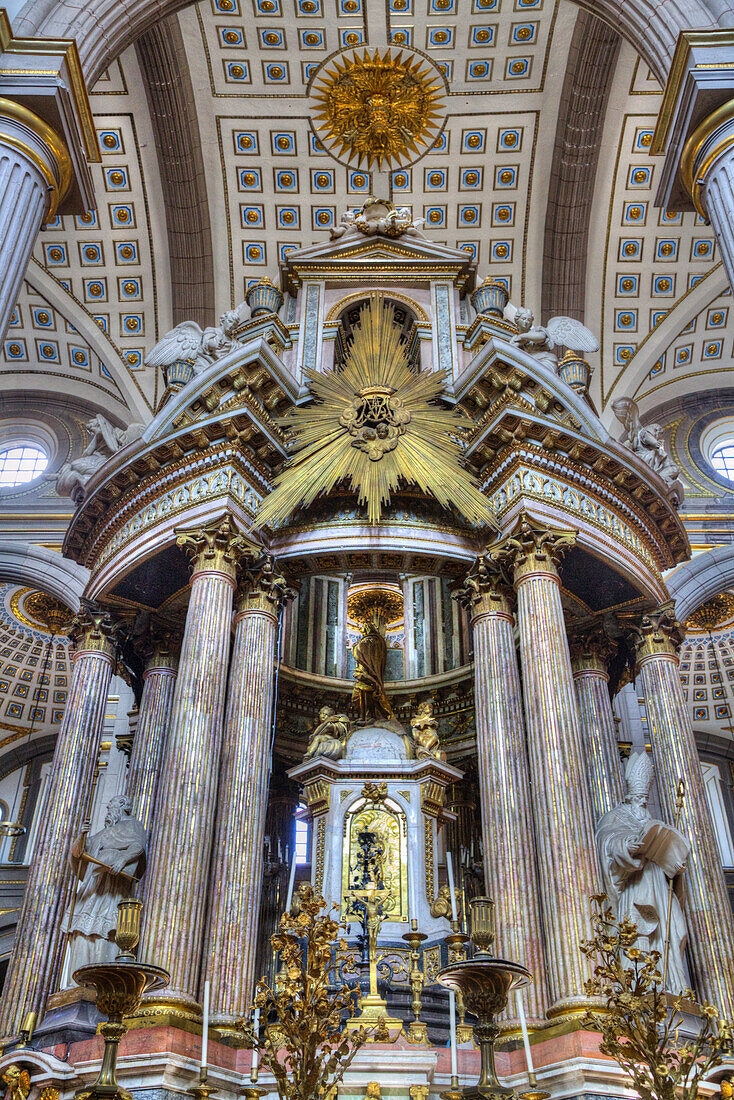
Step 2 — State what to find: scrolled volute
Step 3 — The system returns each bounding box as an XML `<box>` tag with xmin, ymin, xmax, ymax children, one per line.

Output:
<box><xmin>176</xmin><ymin>515</ymin><xmax>252</xmax><ymax>578</ymax></box>
<box><xmin>238</xmin><ymin>551</ymin><xmax>295</xmax><ymax>614</ymax></box>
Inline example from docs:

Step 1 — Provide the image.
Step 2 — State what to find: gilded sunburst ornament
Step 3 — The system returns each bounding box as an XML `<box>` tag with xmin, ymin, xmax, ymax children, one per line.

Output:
<box><xmin>254</xmin><ymin>297</ymin><xmax>498</xmax><ymax>530</ymax></box>
<box><xmin>310</xmin><ymin>48</ymin><xmax>446</xmax><ymax>170</ymax></box>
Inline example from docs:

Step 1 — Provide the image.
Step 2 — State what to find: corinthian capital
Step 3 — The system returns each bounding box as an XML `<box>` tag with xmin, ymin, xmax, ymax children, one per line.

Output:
<box><xmin>568</xmin><ymin>620</ymin><xmax>616</xmax><ymax>674</ymax></box>
<box><xmin>626</xmin><ymin>600</ymin><xmax>685</xmax><ymax>666</ymax></box>
<box><xmin>494</xmin><ymin>513</ymin><xmax>576</xmax><ymax>582</ymax></box>
<box><xmin>238</xmin><ymin>552</ymin><xmax>295</xmax><ymax>615</ymax></box>
<box><xmin>176</xmin><ymin>515</ymin><xmax>252</xmax><ymax>579</ymax></box>
<box><xmin>453</xmin><ymin>551</ymin><xmax>513</xmax><ymax>617</ymax></box>
<box><xmin>67</xmin><ymin>598</ymin><xmax>121</xmax><ymax>656</ymax></box>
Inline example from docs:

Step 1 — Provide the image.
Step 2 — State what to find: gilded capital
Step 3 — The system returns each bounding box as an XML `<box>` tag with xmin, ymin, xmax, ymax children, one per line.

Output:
<box><xmin>453</xmin><ymin>551</ymin><xmax>513</xmax><ymax>618</ymax></box>
<box><xmin>176</xmin><ymin>516</ymin><xmax>251</xmax><ymax>581</ymax></box>
<box><xmin>143</xmin><ymin>625</ymin><xmax>181</xmax><ymax>672</ymax></box>
<box><xmin>237</xmin><ymin>552</ymin><xmax>295</xmax><ymax>615</ymax></box>
<box><xmin>494</xmin><ymin>513</ymin><xmax>576</xmax><ymax>584</ymax></box>
<box><xmin>67</xmin><ymin>598</ymin><xmax>119</xmax><ymax>657</ymax></box>
<box><xmin>568</xmin><ymin>622</ymin><xmax>615</xmax><ymax>676</ymax></box>
<box><xmin>626</xmin><ymin>601</ymin><xmax>685</xmax><ymax>667</ymax></box>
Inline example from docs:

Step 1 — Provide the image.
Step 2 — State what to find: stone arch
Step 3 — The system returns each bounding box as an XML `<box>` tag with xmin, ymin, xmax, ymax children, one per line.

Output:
<box><xmin>10</xmin><ymin>0</ymin><xmax>734</xmax><ymax>88</ymax></box>
<box><xmin>0</xmin><ymin>541</ymin><xmax>88</xmax><ymax>610</ymax></box>
<box><xmin>666</xmin><ymin>545</ymin><xmax>734</xmax><ymax>622</ymax></box>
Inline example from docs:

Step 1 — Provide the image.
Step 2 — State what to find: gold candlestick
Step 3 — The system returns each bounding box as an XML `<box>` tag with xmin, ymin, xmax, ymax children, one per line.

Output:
<box><xmin>73</xmin><ymin>902</ymin><xmax>169</xmax><ymax>1100</ymax></box>
<box><xmin>519</xmin><ymin>1072</ymin><xmax>550</xmax><ymax>1100</ymax></box>
<box><xmin>402</xmin><ymin>920</ymin><xmax>429</xmax><ymax>1045</ymax></box>
<box><xmin>445</xmin><ymin>930</ymin><xmax>473</xmax><ymax>1045</ymax></box>
<box><xmin>191</xmin><ymin>1069</ymin><xmax>218</xmax><ymax>1100</ymax></box>
<box><xmin>439</xmin><ymin>1076</ymin><xmax>463</xmax><ymax>1100</ymax></box>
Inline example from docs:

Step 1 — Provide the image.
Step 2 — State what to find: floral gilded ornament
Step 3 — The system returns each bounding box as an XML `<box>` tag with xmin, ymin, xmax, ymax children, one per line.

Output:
<box><xmin>310</xmin><ymin>48</ymin><xmax>446</xmax><ymax>170</ymax></box>
<box><xmin>255</xmin><ymin>297</ymin><xmax>497</xmax><ymax>529</ymax></box>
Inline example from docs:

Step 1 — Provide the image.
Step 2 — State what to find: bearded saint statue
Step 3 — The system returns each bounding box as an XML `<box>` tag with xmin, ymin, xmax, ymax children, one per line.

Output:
<box><xmin>595</xmin><ymin>751</ymin><xmax>690</xmax><ymax>993</ymax></box>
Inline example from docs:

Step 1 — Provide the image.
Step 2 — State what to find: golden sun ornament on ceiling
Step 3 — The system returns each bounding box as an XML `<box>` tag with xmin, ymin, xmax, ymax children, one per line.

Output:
<box><xmin>254</xmin><ymin>297</ymin><xmax>498</xmax><ymax>530</ymax></box>
<box><xmin>309</xmin><ymin>48</ymin><xmax>447</xmax><ymax>170</ymax></box>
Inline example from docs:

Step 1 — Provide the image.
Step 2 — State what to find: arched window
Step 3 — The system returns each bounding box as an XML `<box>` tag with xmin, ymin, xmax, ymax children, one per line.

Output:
<box><xmin>334</xmin><ymin>296</ymin><xmax>421</xmax><ymax>373</ymax></box>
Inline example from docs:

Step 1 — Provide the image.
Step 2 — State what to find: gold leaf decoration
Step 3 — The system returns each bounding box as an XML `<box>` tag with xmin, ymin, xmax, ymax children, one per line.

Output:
<box><xmin>254</xmin><ymin>297</ymin><xmax>498</xmax><ymax>531</ymax></box>
<box><xmin>310</xmin><ymin>48</ymin><xmax>445</xmax><ymax>171</ymax></box>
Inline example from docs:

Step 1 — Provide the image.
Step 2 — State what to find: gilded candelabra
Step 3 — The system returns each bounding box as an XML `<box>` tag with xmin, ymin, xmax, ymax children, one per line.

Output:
<box><xmin>73</xmin><ymin>900</ymin><xmax>169</xmax><ymax>1100</ymax></box>
<box><xmin>438</xmin><ymin>897</ymin><xmax>531</xmax><ymax>1100</ymax></box>
<box><xmin>446</xmin><ymin>922</ymin><xmax>473</xmax><ymax>1045</ymax></box>
<box><xmin>402</xmin><ymin>920</ymin><xmax>429</xmax><ymax>1044</ymax></box>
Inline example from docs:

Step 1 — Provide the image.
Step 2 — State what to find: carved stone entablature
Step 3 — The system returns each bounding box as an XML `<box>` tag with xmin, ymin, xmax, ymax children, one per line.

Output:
<box><xmin>279</xmin><ymin>230</ymin><xmax>477</xmax><ymax>295</ymax></box>
<box><xmin>64</xmin><ymin>444</ymin><xmax>268</xmax><ymax>574</ymax></box>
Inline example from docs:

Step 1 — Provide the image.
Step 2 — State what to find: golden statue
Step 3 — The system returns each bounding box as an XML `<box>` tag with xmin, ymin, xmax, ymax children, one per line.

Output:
<box><xmin>304</xmin><ymin>706</ymin><xmax>351</xmax><ymax>761</ymax></box>
<box><xmin>351</xmin><ymin>620</ymin><xmax>394</xmax><ymax>723</ymax></box>
<box><xmin>430</xmin><ymin>883</ymin><xmax>453</xmax><ymax>920</ymax></box>
<box><xmin>2</xmin><ymin>1067</ymin><xmax>30</xmax><ymax>1100</ymax></box>
<box><xmin>410</xmin><ymin>699</ymin><xmax>442</xmax><ymax>759</ymax></box>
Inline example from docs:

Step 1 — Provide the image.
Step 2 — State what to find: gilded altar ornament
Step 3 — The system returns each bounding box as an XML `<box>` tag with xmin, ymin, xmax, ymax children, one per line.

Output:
<box><xmin>2</xmin><ymin>1067</ymin><xmax>30</xmax><ymax>1100</ymax></box>
<box><xmin>351</xmin><ymin>618</ymin><xmax>394</xmax><ymax>722</ymax></box>
<box><xmin>410</xmin><ymin>700</ymin><xmax>442</xmax><ymax>760</ymax></box>
<box><xmin>254</xmin><ymin>297</ymin><xmax>498</xmax><ymax>530</ymax></box>
<box><xmin>402</xmin><ymin>920</ymin><xmax>429</xmax><ymax>1045</ymax></box>
<box><xmin>310</xmin><ymin>48</ymin><xmax>445</xmax><ymax>170</ymax></box>
<box><xmin>236</xmin><ymin>885</ymin><xmax>389</xmax><ymax>1100</ymax></box>
<box><xmin>304</xmin><ymin>706</ymin><xmax>351</xmax><ymax>761</ymax></box>
<box><xmin>580</xmin><ymin>896</ymin><xmax>734</xmax><ymax>1100</ymax></box>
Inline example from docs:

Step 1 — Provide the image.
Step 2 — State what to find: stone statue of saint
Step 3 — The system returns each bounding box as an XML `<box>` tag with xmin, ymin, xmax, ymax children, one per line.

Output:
<box><xmin>64</xmin><ymin>795</ymin><xmax>147</xmax><ymax>974</ymax></box>
<box><xmin>351</xmin><ymin>621</ymin><xmax>394</xmax><ymax>723</ymax></box>
<box><xmin>595</xmin><ymin>751</ymin><xmax>691</xmax><ymax>993</ymax></box>
<box><xmin>304</xmin><ymin>706</ymin><xmax>351</xmax><ymax>761</ymax></box>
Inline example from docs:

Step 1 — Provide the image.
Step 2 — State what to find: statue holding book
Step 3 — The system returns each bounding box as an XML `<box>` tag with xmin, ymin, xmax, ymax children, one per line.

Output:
<box><xmin>595</xmin><ymin>751</ymin><xmax>691</xmax><ymax>993</ymax></box>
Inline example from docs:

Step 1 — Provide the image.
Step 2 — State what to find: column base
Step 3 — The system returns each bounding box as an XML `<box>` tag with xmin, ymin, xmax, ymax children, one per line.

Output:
<box><xmin>210</xmin><ymin>1015</ymin><xmax>250</xmax><ymax>1046</ymax></box>
<box><xmin>130</xmin><ymin>991</ymin><xmax>202</xmax><ymax>1031</ymax></box>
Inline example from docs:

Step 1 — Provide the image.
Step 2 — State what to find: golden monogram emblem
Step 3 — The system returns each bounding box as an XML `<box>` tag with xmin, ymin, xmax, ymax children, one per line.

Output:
<box><xmin>311</xmin><ymin>49</ymin><xmax>445</xmax><ymax>170</ymax></box>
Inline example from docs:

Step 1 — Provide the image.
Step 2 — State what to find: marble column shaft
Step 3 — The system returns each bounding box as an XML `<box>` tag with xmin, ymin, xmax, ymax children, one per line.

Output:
<box><xmin>0</xmin><ymin>606</ymin><xmax>115</xmax><ymax>1037</ymax></box>
<box><xmin>0</xmin><ymin>105</ymin><xmax>72</xmax><ymax>340</ymax></box>
<box><xmin>127</xmin><ymin>636</ymin><xmax>179</xmax><ymax>833</ymax></box>
<box><xmin>570</xmin><ymin>637</ymin><xmax>625</xmax><ymax>820</ymax></box>
<box><xmin>140</xmin><ymin>518</ymin><xmax>248</xmax><ymax>1010</ymax></box>
<box><xmin>204</xmin><ymin>572</ymin><xmax>283</xmax><ymax>1025</ymax></box>
<box><xmin>465</xmin><ymin>577</ymin><xmax>548</xmax><ymax>1024</ymax></box>
<box><xmin>633</xmin><ymin>606</ymin><xmax>734</xmax><ymax>1015</ymax></box>
<box><xmin>505</xmin><ymin>518</ymin><xmax>601</xmax><ymax>1014</ymax></box>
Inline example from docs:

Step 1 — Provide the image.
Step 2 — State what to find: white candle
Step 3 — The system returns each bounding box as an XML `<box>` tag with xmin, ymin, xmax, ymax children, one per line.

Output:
<box><xmin>201</xmin><ymin>980</ymin><xmax>210</xmax><ymax>1071</ymax></box>
<box><xmin>285</xmin><ymin>850</ymin><xmax>298</xmax><ymax>913</ymax></box>
<box><xmin>251</xmin><ymin>1007</ymin><xmax>260</xmax><ymax>1078</ymax></box>
<box><xmin>445</xmin><ymin>851</ymin><xmax>459</xmax><ymax>923</ymax></box>
<box><xmin>516</xmin><ymin>990</ymin><xmax>534</xmax><ymax>1074</ymax></box>
<box><xmin>449</xmin><ymin>989</ymin><xmax>458</xmax><ymax>1078</ymax></box>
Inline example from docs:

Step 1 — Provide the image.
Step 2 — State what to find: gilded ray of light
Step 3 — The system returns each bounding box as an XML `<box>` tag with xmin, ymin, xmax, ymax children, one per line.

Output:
<box><xmin>310</xmin><ymin>49</ymin><xmax>445</xmax><ymax>170</ymax></box>
<box><xmin>255</xmin><ymin>297</ymin><xmax>498</xmax><ymax>530</ymax></box>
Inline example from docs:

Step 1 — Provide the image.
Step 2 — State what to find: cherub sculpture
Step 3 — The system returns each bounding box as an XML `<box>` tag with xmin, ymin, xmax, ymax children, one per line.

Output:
<box><xmin>304</xmin><ymin>705</ymin><xmax>351</xmax><ymax>761</ymax></box>
<box><xmin>144</xmin><ymin>308</ymin><xmax>243</xmax><ymax>376</ymax></box>
<box><xmin>429</xmin><ymin>883</ymin><xmax>453</xmax><ymax>920</ymax></box>
<box><xmin>328</xmin><ymin>199</ymin><xmax>425</xmax><ymax>242</ymax></box>
<box><xmin>2</xmin><ymin>1068</ymin><xmax>30</xmax><ymax>1100</ymax></box>
<box><xmin>410</xmin><ymin>699</ymin><xmax>442</xmax><ymax>760</ymax></box>
<box><xmin>612</xmin><ymin>397</ymin><xmax>684</xmax><ymax>504</ymax></box>
<box><xmin>505</xmin><ymin>304</ymin><xmax>599</xmax><ymax>371</ymax></box>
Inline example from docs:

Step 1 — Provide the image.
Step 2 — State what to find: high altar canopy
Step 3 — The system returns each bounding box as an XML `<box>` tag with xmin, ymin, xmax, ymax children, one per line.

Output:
<box><xmin>0</xmin><ymin>3</ymin><xmax>733</xmax><ymax>1100</ymax></box>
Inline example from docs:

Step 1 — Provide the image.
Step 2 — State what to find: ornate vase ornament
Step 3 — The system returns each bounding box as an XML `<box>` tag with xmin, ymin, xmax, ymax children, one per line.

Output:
<box><xmin>245</xmin><ymin>276</ymin><xmax>284</xmax><ymax>318</ymax></box>
<box><xmin>471</xmin><ymin>278</ymin><xmax>509</xmax><ymax>319</ymax></box>
<box><xmin>557</xmin><ymin>349</ymin><xmax>592</xmax><ymax>396</ymax></box>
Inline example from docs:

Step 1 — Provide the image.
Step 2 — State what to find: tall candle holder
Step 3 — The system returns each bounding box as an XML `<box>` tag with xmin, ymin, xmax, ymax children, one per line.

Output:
<box><xmin>402</xmin><ymin>920</ymin><xmax>428</xmax><ymax>1045</ymax></box>
<box><xmin>438</xmin><ymin>897</ymin><xmax>531</xmax><ymax>1100</ymax></box>
<box><xmin>73</xmin><ymin>900</ymin><xmax>169</xmax><ymax>1100</ymax></box>
<box><xmin>445</xmin><ymin>925</ymin><xmax>472</xmax><ymax>1045</ymax></box>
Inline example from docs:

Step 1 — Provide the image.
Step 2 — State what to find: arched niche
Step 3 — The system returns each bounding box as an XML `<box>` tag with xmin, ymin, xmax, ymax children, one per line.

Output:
<box><xmin>333</xmin><ymin>296</ymin><xmax>421</xmax><ymax>374</ymax></box>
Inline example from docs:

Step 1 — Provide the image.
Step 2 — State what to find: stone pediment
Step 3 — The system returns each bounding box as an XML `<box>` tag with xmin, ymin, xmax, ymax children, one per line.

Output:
<box><xmin>280</xmin><ymin>203</ymin><xmax>476</xmax><ymax>292</ymax></box>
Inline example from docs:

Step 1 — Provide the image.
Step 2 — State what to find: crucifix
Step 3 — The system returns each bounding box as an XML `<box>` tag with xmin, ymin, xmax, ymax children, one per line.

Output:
<box><xmin>346</xmin><ymin>883</ymin><xmax>401</xmax><ymax>1033</ymax></box>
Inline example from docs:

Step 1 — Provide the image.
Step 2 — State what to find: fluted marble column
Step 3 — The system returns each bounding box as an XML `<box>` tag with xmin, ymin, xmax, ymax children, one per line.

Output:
<box><xmin>204</xmin><ymin>555</ymin><xmax>291</xmax><ymax>1029</ymax></box>
<box><xmin>681</xmin><ymin>104</ymin><xmax>734</xmax><ymax>291</ymax></box>
<box><xmin>0</xmin><ymin>102</ymin><xmax>72</xmax><ymax>339</ymax></box>
<box><xmin>140</xmin><ymin>517</ymin><xmax>249</xmax><ymax>1015</ymax></box>
<box><xmin>127</xmin><ymin>630</ymin><xmax>179</xmax><ymax>832</ymax></box>
<box><xmin>0</xmin><ymin>603</ymin><xmax>116</xmax><ymax>1038</ymax></box>
<box><xmin>456</xmin><ymin>557</ymin><xmax>547</xmax><ymax>1024</ymax></box>
<box><xmin>569</xmin><ymin>628</ymin><xmax>625</xmax><ymax>821</ymax></box>
<box><xmin>500</xmin><ymin>515</ymin><xmax>601</xmax><ymax>1016</ymax></box>
<box><xmin>630</xmin><ymin>603</ymin><xmax>734</xmax><ymax>1015</ymax></box>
